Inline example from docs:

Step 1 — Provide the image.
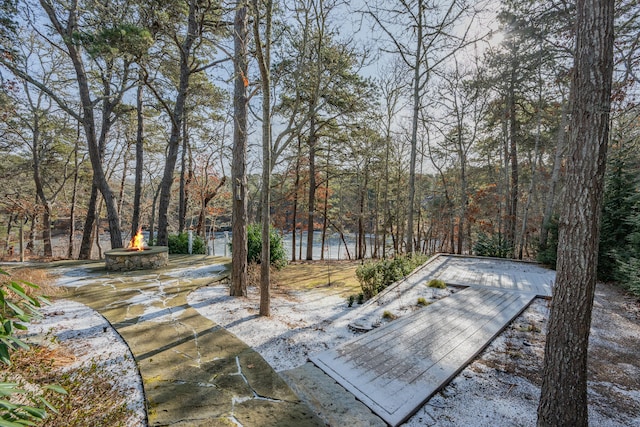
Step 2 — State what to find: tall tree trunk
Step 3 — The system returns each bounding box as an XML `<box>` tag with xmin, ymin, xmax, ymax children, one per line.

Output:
<box><xmin>358</xmin><ymin>170</ymin><xmax>368</xmax><ymax>260</ymax></box>
<box><xmin>26</xmin><ymin>212</ymin><xmax>36</xmax><ymax>254</ymax></box>
<box><xmin>179</xmin><ymin>116</ymin><xmax>189</xmax><ymax>233</ymax></box>
<box><xmin>457</xmin><ymin>147</ymin><xmax>467</xmax><ymax>255</ymax></box>
<box><xmin>68</xmin><ymin>137</ymin><xmax>80</xmax><ymax>259</ymax></box>
<box><xmin>540</xmin><ymin>95</ymin><xmax>568</xmax><ymax>250</ymax></box>
<box><xmin>382</xmin><ymin>140</ymin><xmax>390</xmax><ymax>258</ymax></box>
<box><xmin>156</xmin><ymin>0</ymin><xmax>198</xmax><ymax>246</ymax></box>
<box><xmin>291</xmin><ymin>136</ymin><xmax>302</xmax><ymax>262</ymax></box>
<box><xmin>291</xmin><ymin>148</ymin><xmax>300</xmax><ymax>262</ymax></box>
<box><xmin>508</xmin><ymin>62</ymin><xmax>519</xmax><ymax>256</ymax></box>
<box><xmin>321</xmin><ymin>182</ymin><xmax>329</xmax><ymax>260</ymax></box>
<box><xmin>537</xmin><ymin>0</ymin><xmax>614</xmax><ymax>424</ymax></box>
<box><xmin>306</xmin><ymin>115</ymin><xmax>317</xmax><ymax>261</ymax></box>
<box><xmin>31</xmin><ymin>120</ymin><xmax>52</xmax><ymax>257</ymax></box>
<box><xmin>320</xmin><ymin>144</ymin><xmax>330</xmax><ymax>261</ymax></box>
<box><xmin>40</xmin><ymin>0</ymin><xmax>123</xmax><ymax>250</ymax></box>
<box><xmin>230</xmin><ymin>1</ymin><xmax>249</xmax><ymax>297</ymax></box>
<box><xmin>79</xmin><ymin>185</ymin><xmax>98</xmax><ymax>259</ymax></box>
<box><xmin>149</xmin><ymin>185</ymin><xmax>161</xmax><ymax>245</ymax></box>
<box><xmin>519</xmin><ymin>67</ymin><xmax>544</xmax><ymax>260</ymax></box>
<box><xmin>407</xmin><ymin>0</ymin><xmax>424</xmax><ymax>255</ymax></box>
<box><xmin>252</xmin><ymin>0</ymin><xmax>273</xmax><ymax>317</ymax></box>
<box><xmin>117</xmin><ymin>148</ymin><xmax>129</xmax><ymax>228</ymax></box>
<box><xmin>4</xmin><ymin>214</ymin><xmax>14</xmax><ymax>254</ymax></box>
<box><xmin>132</xmin><ymin>75</ymin><xmax>144</xmax><ymax>237</ymax></box>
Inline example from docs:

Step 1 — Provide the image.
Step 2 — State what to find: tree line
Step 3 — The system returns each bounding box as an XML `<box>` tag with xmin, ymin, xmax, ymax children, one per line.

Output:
<box><xmin>0</xmin><ymin>0</ymin><xmax>637</xmax><ymax>279</ymax></box>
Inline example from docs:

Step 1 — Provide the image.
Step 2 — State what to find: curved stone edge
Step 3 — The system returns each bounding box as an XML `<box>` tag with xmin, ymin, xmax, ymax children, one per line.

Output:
<box><xmin>105</xmin><ymin>246</ymin><xmax>169</xmax><ymax>271</ymax></box>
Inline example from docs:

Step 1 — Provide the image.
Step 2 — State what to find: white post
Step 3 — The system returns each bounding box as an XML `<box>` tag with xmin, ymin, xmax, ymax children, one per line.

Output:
<box><xmin>224</xmin><ymin>231</ymin><xmax>229</xmax><ymax>257</ymax></box>
<box><xmin>188</xmin><ymin>230</ymin><xmax>193</xmax><ymax>254</ymax></box>
<box><xmin>208</xmin><ymin>235</ymin><xmax>214</xmax><ymax>256</ymax></box>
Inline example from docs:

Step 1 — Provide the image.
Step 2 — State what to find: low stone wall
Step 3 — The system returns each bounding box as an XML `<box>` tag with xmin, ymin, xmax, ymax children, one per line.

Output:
<box><xmin>105</xmin><ymin>246</ymin><xmax>169</xmax><ymax>271</ymax></box>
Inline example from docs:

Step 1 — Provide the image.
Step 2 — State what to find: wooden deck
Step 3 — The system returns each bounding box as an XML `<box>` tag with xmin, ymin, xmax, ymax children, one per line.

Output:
<box><xmin>433</xmin><ymin>256</ymin><xmax>554</xmax><ymax>297</ymax></box>
<box><xmin>310</xmin><ymin>256</ymin><xmax>554</xmax><ymax>426</ymax></box>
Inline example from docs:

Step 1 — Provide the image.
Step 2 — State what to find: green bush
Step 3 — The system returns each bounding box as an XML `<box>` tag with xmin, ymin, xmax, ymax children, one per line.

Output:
<box><xmin>347</xmin><ymin>295</ymin><xmax>355</xmax><ymax>307</ymax></box>
<box><xmin>355</xmin><ymin>262</ymin><xmax>385</xmax><ymax>299</ymax></box>
<box><xmin>167</xmin><ymin>232</ymin><xmax>206</xmax><ymax>254</ymax></box>
<box><xmin>247</xmin><ymin>224</ymin><xmax>287</xmax><ymax>269</ymax></box>
<box><xmin>473</xmin><ymin>233</ymin><xmax>510</xmax><ymax>258</ymax></box>
<box><xmin>356</xmin><ymin>254</ymin><xmax>429</xmax><ymax>300</ymax></box>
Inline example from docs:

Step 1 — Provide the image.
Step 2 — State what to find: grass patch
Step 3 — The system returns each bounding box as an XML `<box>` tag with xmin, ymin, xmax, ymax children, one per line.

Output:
<box><xmin>517</xmin><ymin>322</ymin><xmax>541</xmax><ymax>333</ymax></box>
<box><xmin>427</xmin><ymin>279</ymin><xmax>447</xmax><ymax>289</ymax></box>
<box><xmin>382</xmin><ymin>310</ymin><xmax>398</xmax><ymax>320</ymax></box>
<box><xmin>271</xmin><ymin>261</ymin><xmax>361</xmax><ymax>296</ymax></box>
<box><xmin>2</xmin><ymin>345</ymin><xmax>136</xmax><ymax>426</ymax></box>
<box><xmin>417</xmin><ymin>297</ymin><xmax>431</xmax><ymax>306</ymax></box>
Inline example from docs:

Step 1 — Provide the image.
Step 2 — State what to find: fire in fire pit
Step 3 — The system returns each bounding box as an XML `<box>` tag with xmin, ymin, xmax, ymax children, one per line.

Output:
<box><xmin>104</xmin><ymin>229</ymin><xmax>168</xmax><ymax>271</ymax></box>
<box><xmin>127</xmin><ymin>228</ymin><xmax>150</xmax><ymax>251</ymax></box>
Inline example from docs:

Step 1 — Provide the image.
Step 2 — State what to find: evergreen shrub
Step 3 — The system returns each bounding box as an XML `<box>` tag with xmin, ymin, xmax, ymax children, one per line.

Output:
<box><xmin>247</xmin><ymin>224</ymin><xmax>287</xmax><ymax>269</ymax></box>
<box><xmin>167</xmin><ymin>232</ymin><xmax>206</xmax><ymax>254</ymax></box>
<box><xmin>473</xmin><ymin>233</ymin><xmax>510</xmax><ymax>258</ymax></box>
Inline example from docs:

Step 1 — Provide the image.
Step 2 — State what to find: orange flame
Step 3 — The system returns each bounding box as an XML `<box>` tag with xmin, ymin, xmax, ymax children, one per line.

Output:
<box><xmin>128</xmin><ymin>228</ymin><xmax>147</xmax><ymax>251</ymax></box>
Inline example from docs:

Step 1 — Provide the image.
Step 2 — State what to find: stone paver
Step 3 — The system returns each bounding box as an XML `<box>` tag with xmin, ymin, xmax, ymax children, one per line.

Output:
<box><xmin>51</xmin><ymin>255</ymin><xmax>323</xmax><ymax>427</ymax></box>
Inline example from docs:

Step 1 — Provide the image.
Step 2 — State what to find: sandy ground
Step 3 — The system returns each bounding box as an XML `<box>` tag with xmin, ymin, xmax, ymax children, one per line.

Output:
<box><xmin>25</xmin><ymin>273</ymin><xmax>640</xmax><ymax>427</ymax></box>
<box><xmin>188</xmin><ymin>281</ymin><xmax>640</xmax><ymax>427</ymax></box>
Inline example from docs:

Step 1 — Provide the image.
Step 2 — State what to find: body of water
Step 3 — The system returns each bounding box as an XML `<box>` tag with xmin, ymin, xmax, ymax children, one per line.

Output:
<box><xmin>206</xmin><ymin>230</ymin><xmax>386</xmax><ymax>260</ymax></box>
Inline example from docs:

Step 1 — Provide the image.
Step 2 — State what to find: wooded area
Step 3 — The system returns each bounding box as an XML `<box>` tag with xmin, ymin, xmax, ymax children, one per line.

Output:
<box><xmin>0</xmin><ymin>0</ymin><xmax>633</xmax><ymax>262</ymax></box>
<box><xmin>0</xmin><ymin>0</ymin><xmax>640</xmax><ymax>290</ymax></box>
<box><xmin>1</xmin><ymin>0</ymin><xmax>638</xmax><ymax>424</ymax></box>
<box><xmin>0</xmin><ymin>1</ymin><xmax>638</xmax><ymax>279</ymax></box>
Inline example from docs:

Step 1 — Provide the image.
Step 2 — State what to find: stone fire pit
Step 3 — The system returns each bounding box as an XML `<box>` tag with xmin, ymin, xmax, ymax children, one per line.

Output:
<box><xmin>104</xmin><ymin>246</ymin><xmax>169</xmax><ymax>271</ymax></box>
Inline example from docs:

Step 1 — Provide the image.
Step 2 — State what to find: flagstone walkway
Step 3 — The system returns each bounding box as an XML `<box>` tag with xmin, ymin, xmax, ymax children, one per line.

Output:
<box><xmin>52</xmin><ymin>255</ymin><xmax>323</xmax><ymax>427</ymax></box>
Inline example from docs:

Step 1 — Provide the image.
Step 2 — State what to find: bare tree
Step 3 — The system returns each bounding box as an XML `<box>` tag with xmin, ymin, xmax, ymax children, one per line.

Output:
<box><xmin>366</xmin><ymin>0</ymin><xmax>478</xmax><ymax>254</ymax></box>
<box><xmin>154</xmin><ymin>0</ymin><xmax>202</xmax><ymax>246</ymax></box>
<box><xmin>230</xmin><ymin>0</ymin><xmax>249</xmax><ymax>297</ymax></box>
<box><xmin>251</xmin><ymin>0</ymin><xmax>273</xmax><ymax>315</ymax></box>
<box><xmin>537</xmin><ymin>0</ymin><xmax>615</xmax><ymax>425</ymax></box>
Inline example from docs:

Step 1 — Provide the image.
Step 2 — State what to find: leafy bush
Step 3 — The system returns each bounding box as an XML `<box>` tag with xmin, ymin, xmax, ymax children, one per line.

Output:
<box><xmin>6</xmin><ymin>346</ymin><xmax>134</xmax><ymax>427</ymax></box>
<box><xmin>1</xmin><ymin>269</ymin><xmax>65</xmax><ymax>425</ymax></box>
<box><xmin>347</xmin><ymin>295</ymin><xmax>355</xmax><ymax>307</ymax></box>
<box><xmin>473</xmin><ymin>233</ymin><xmax>510</xmax><ymax>258</ymax></box>
<box><xmin>0</xmin><ymin>270</ymin><xmax>47</xmax><ymax>364</ymax></box>
<box><xmin>427</xmin><ymin>279</ymin><xmax>447</xmax><ymax>289</ymax></box>
<box><xmin>355</xmin><ymin>262</ymin><xmax>384</xmax><ymax>299</ymax></box>
<box><xmin>247</xmin><ymin>224</ymin><xmax>287</xmax><ymax>269</ymax></box>
<box><xmin>356</xmin><ymin>254</ymin><xmax>429</xmax><ymax>300</ymax></box>
<box><xmin>167</xmin><ymin>232</ymin><xmax>206</xmax><ymax>254</ymax></box>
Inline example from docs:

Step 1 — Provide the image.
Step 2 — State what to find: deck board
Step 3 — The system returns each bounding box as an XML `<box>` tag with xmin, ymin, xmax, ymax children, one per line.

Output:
<box><xmin>311</xmin><ymin>255</ymin><xmax>555</xmax><ymax>426</ymax></box>
<box><xmin>311</xmin><ymin>287</ymin><xmax>536</xmax><ymax>426</ymax></box>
